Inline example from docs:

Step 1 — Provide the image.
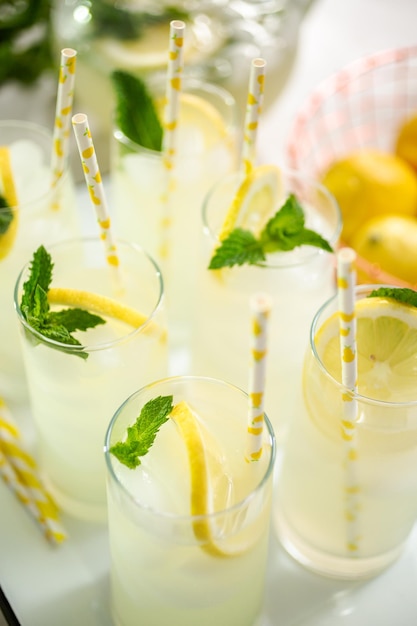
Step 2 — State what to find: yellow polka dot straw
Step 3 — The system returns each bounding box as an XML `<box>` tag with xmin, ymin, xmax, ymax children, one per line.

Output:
<box><xmin>50</xmin><ymin>48</ymin><xmax>77</xmax><ymax>189</ymax></box>
<box><xmin>246</xmin><ymin>292</ymin><xmax>272</xmax><ymax>462</ymax></box>
<box><xmin>72</xmin><ymin>113</ymin><xmax>119</xmax><ymax>269</ymax></box>
<box><xmin>159</xmin><ymin>20</ymin><xmax>185</xmax><ymax>259</ymax></box>
<box><xmin>241</xmin><ymin>58</ymin><xmax>266</xmax><ymax>175</ymax></box>
<box><xmin>0</xmin><ymin>397</ymin><xmax>67</xmax><ymax>545</ymax></box>
<box><xmin>337</xmin><ymin>247</ymin><xmax>361</xmax><ymax>555</ymax></box>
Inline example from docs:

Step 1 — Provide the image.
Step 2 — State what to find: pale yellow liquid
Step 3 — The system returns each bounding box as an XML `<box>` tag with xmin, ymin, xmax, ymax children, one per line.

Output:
<box><xmin>274</xmin><ymin>347</ymin><xmax>417</xmax><ymax>578</ymax></box>
<box><xmin>107</xmin><ymin>394</ymin><xmax>273</xmax><ymax>625</ymax></box>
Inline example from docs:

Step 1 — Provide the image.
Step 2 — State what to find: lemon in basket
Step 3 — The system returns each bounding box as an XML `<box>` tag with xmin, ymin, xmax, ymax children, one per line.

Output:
<box><xmin>322</xmin><ymin>149</ymin><xmax>417</xmax><ymax>243</ymax></box>
<box><xmin>351</xmin><ymin>214</ymin><xmax>417</xmax><ymax>285</ymax></box>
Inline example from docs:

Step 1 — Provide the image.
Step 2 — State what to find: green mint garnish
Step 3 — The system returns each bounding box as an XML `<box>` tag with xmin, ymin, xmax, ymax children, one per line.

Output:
<box><xmin>110</xmin><ymin>395</ymin><xmax>174</xmax><ymax>468</ymax></box>
<box><xmin>368</xmin><ymin>287</ymin><xmax>417</xmax><ymax>308</ymax></box>
<box><xmin>112</xmin><ymin>70</ymin><xmax>163</xmax><ymax>151</ymax></box>
<box><xmin>20</xmin><ymin>246</ymin><xmax>106</xmax><ymax>359</ymax></box>
<box><xmin>0</xmin><ymin>194</ymin><xmax>13</xmax><ymax>235</ymax></box>
<box><xmin>209</xmin><ymin>194</ymin><xmax>333</xmax><ymax>270</ymax></box>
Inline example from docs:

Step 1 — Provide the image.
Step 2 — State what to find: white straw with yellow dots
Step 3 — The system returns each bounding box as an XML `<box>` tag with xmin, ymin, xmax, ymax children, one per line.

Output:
<box><xmin>72</xmin><ymin>113</ymin><xmax>119</xmax><ymax>269</ymax></box>
<box><xmin>246</xmin><ymin>292</ymin><xmax>272</xmax><ymax>462</ymax></box>
<box><xmin>0</xmin><ymin>397</ymin><xmax>67</xmax><ymax>545</ymax></box>
<box><xmin>337</xmin><ymin>247</ymin><xmax>360</xmax><ymax>556</ymax></box>
<box><xmin>159</xmin><ymin>20</ymin><xmax>185</xmax><ymax>260</ymax></box>
<box><xmin>241</xmin><ymin>58</ymin><xmax>266</xmax><ymax>176</ymax></box>
<box><xmin>50</xmin><ymin>48</ymin><xmax>77</xmax><ymax>190</ymax></box>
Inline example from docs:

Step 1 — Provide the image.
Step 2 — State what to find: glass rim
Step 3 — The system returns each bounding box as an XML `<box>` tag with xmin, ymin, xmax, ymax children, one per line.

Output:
<box><xmin>14</xmin><ymin>236</ymin><xmax>165</xmax><ymax>353</ymax></box>
<box><xmin>310</xmin><ymin>283</ymin><xmax>417</xmax><ymax>407</ymax></box>
<box><xmin>0</xmin><ymin>119</ymin><xmax>71</xmax><ymax>211</ymax></box>
<box><xmin>112</xmin><ymin>75</ymin><xmax>238</xmax><ymax>155</ymax></box>
<box><xmin>202</xmin><ymin>167</ymin><xmax>342</xmax><ymax>269</ymax></box>
<box><xmin>104</xmin><ymin>375</ymin><xmax>276</xmax><ymax>522</ymax></box>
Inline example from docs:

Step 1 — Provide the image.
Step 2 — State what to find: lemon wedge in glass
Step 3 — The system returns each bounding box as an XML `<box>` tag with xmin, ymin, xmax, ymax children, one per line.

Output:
<box><xmin>315</xmin><ymin>296</ymin><xmax>417</xmax><ymax>402</ymax></box>
<box><xmin>0</xmin><ymin>146</ymin><xmax>19</xmax><ymax>260</ymax></box>
<box><xmin>218</xmin><ymin>164</ymin><xmax>282</xmax><ymax>241</ymax></box>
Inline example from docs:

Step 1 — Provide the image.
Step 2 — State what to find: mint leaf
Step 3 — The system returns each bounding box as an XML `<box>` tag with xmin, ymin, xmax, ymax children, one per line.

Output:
<box><xmin>112</xmin><ymin>70</ymin><xmax>163</xmax><ymax>151</ymax></box>
<box><xmin>209</xmin><ymin>193</ymin><xmax>333</xmax><ymax>270</ymax></box>
<box><xmin>0</xmin><ymin>194</ymin><xmax>13</xmax><ymax>234</ymax></box>
<box><xmin>110</xmin><ymin>395</ymin><xmax>174</xmax><ymax>468</ymax></box>
<box><xmin>208</xmin><ymin>228</ymin><xmax>265</xmax><ymax>269</ymax></box>
<box><xmin>368</xmin><ymin>287</ymin><xmax>417</xmax><ymax>308</ymax></box>
<box><xmin>20</xmin><ymin>246</ymin><xmax>106</xmax><ymax>359</ymax></box>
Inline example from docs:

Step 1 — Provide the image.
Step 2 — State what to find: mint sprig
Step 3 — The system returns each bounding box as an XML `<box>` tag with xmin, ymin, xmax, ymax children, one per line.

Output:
<box><xmin>110</xmin><ymin>395</ymin><xmax>174</xmax><ymax>468</ymax></box>
<box><xmin>20</xmin><ymin>246</ymin><xmax>106</xmax><ymax>359</ymax></box>
<box><xmin>112</xmin><ymin>70</ymin><xmax>163</xmax><ymax>151</ymax></box>
<box><xmin>208</xmin><ymin>194</ymin><xmax>333</xmax><ymax>270</ymax></box>
<box><xmin>368</xmin><ymin>287</ymin><xmax>417</xmax><ymax>308</ymax></box>
<box><xmin>0</xmin><ymin>194</ymin><xmax>13</xmax><ymax>234</ymax></box>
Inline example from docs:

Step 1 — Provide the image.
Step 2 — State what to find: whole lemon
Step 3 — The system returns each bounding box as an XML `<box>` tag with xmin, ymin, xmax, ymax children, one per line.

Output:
<box><xmin>395</xmin><ymin>114</ymin><xmax>417</xmax><ymax>174</ymax></box>
<box><xmin>321</xmin><ymin>149</ymin><xmax>417</xmax><ymax>243</ymax></box>
<box><xmin>351</xmin><ymin>214</ymin><xmax>417</xmax><ymax>285</ymax></box>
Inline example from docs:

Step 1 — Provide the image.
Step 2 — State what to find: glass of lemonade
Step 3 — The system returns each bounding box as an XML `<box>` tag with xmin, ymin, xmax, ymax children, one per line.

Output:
<box><xmin>111</xmin><ymin>76</ymin><xmax>238</xmax><ymax>356</ymax></box>
<box><xmin>0</xmin><ymin>119</ymin><xmax>78</xmax><ymax>408</ymax></box>
<box><xmin>104</xmin><ymin>375</ymin><xmax>275</xmax><ymax>626</ymax></box>
<box><xmin>14</xmin><ymin>237</ymin><xmax>168</xmax><ymax>521</ymax></box>
<box><xmin>274</xmin><ymin>284</ymin><xmax>417</xmax><ymax>579</ymax></box>
<box><xmin>190</xmin><ymin>167</ymin><xmax>341</xmax><ymax>440</ymax></box>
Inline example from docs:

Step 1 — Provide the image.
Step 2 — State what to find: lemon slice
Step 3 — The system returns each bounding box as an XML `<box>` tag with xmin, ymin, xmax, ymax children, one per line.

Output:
<box><xmin>48</xmin><ymin>287</ymin><xmax>165</xmax><ymax>340</ymax></box>
<box><xmin>219</xmin><ymin>165</ymin><xmax>282</xmax><ymax>241</ymax></box>
<box><xmin>0</xmin><ymin>146</ymin><xmax>19</xmax><ymax>260</ymax></box>
<box><xmin>155</xmin><ymin>92</ymin><xmax>230</xmax><ymax>151</ymax></box>
<box><xmin>170</xmin><ymin>401</ymin><xmax>245</xmax><ymax>558</ymax></box>
<box><xmin>316</xmin><ymin>296</ymin><xmax>417</xmax><ymax>402</ymax></box>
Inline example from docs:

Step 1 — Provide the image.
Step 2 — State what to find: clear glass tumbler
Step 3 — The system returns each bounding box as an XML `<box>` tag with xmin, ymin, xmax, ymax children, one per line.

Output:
<box><xmin>111</xmin><ymin>76</ymin><xmax>238</xmax><ymax>356</ymax></box>
<box><xmin>105</xmin><ymin>375</ymin><xmax>275</xmax><ymax>626</ymax></box>
<box><xmin>190</xmin><ymin>168</ymin><xmax>341</xmax><ymax>441</ymax></box>
<box><xmin>275</xmin><ymin>284</ymin><xmax>417</xmax><ymax>579</ymax></box>
<box><xmin>14</xmin><ymin>237</ymin><xmax>168</xmax><ymax>521</ymax></box>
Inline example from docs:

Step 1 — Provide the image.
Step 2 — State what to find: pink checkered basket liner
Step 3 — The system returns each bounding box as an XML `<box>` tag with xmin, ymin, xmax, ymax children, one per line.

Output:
<box><xmin>286</xmin><ymin>46</ymin><xmax>417</xmax><ymax>287</ymax></box>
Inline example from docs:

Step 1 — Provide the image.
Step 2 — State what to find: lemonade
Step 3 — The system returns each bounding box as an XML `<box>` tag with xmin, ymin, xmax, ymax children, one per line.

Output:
<box><xmin>111</xmin><ymin>76</ymin><xmax>238</xmax><ymax>353</ymax></box>
<box><xmin>0</xmin><ymin>120</ymin><xmax>78</xmax><ymax>407</ymax></box>
<box><xmin>105</xmin><ymin>376</ymin><xmax>275</xmax><ymax>626</ymax></box>
<box><xmin>274</xmin><ymin>285</ymin><xmax>417</xmax><ymax>579</ymax></box>
<box><xmin>14</xmin><ymin>238</ymin><xmax>168</xmax><ymax>521</ymax></box>
<box><xmin>190</xmin><ymin>167</ymin><xmax>341</xmax><ymax>440</ymax></box>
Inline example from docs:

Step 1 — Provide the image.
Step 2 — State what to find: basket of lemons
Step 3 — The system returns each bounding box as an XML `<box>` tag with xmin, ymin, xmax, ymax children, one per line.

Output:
<box><xmin>287</xmin><ymin>46</ymin><xmax>417</xmax><ymax>288</ymax></box>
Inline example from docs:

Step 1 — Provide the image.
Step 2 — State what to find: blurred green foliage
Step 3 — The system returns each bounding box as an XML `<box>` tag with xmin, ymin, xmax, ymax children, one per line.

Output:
<box><xmin>0</xmin><ymin>0</ymin><xmax>54</xmax><ymax>85</ymax></box>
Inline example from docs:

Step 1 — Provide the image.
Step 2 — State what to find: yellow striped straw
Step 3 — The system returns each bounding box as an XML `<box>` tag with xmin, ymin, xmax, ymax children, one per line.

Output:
<box><xmin>241</xmin><ymin>58</ymin><xmax>266</xmax><ymax>176</ymax></box>
<box><xmin>0</xmin><ymin>397</ymin><xmax>67</xmax><ymax>544</ymax></box>
<box><xmin>50</xmin><ymin>48</ymin><xmax>77</xmax><ymax>190</ymax></box>
<box><xmin>337</xmin><ymin>247</ymin><xmax>360</xmax><ymax>555</ymax></box>
<box><xmin>72</xmin><ymin>113</ymin><xmax>119</xmax><ymax>269</ymax></box>
<box><xmin>159</xmin><ymin>19</ymin><xmax>185</xmax><ymax>260</ymax></box>
<box><xmin>246</xmin><ymin>292</ymin><xmax>272</xmax><ymax>462</ymax></box>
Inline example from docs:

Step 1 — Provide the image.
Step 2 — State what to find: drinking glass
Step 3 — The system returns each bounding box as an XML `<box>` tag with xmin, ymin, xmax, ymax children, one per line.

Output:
<box><xmin>274</xmin><ymin>284</ymin><xmax>417</xmax><ymax>579</ymax></box>
<box><xmin>190</xmin><ymin>168</ymin><xmax>341</xmax><ymax>440</ymax></box>
<box><xmin>0</xmin><ymin>119</ymin><xmax>78</xmax><ymax>408</ymax></box>
<box><xmin>105</xmin><ymin>375</ymin><xmax>275</xmax><ymax>626</ymax></box>
<box><xmin>111</xmin><ymin>76</ymin><xmax>238</xmax><ymax>356</ymax></box>
<box><xmin>14</xmin><ymin>237</ymin><xmax>168</xmax><ymax>521</ymax></box>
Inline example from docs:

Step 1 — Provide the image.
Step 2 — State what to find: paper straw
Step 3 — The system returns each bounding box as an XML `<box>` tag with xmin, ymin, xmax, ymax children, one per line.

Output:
<box><xmin>337</xmin><ymin>247</ymin><xmax>360</xmax><ymax>555</ymax></box>
<box><xmin>159</xmin><ymin>20</ymin><xmax>185</xmax><ymax>259</ymax></box>
<box><xmin>0</xmin><ymin>397</ymin><xmax>67</xmax><ymax>544</ymax></box>
<box><xmin>72</xmin><ymin>113</ymin><xmax>119</xmax><ymax>268</ymax></box>
<box><xmin>50</xmin><ymin>48</ymin><xmax>77</xmax><ymax>189</ymax></box>
<box><xmin>246</xmin><ymin>292</ymin><xmax>272</xmax><ymax>462</ymax></box>
<box><xmin>241</xmin><ymin>58</ymin><xmax>266</xmax><ymax>175</ymax></box>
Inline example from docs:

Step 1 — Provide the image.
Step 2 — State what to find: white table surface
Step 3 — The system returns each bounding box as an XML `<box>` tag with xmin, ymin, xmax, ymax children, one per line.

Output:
<box><xmin>1</xmin><ymin>0</ymin><xmax>417</xmax><ymax>624</ymax></box>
